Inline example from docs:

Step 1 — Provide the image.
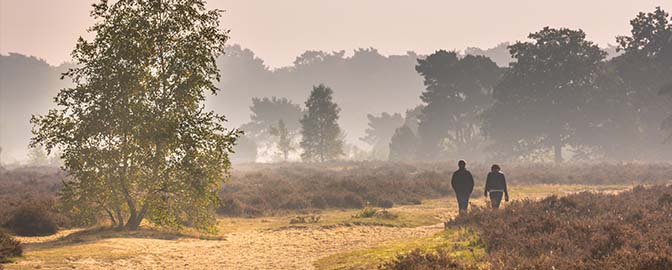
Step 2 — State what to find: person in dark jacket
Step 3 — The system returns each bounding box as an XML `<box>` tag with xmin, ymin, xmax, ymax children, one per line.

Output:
<box><xmin>484</xmin><ymin>164</ymin><xmax>509</xmax><ymax>209</ymax></box>
<box><xmin>451</xmin><ymin>160</ymin><xmax>474</xmax><ymax>213</ymax></box>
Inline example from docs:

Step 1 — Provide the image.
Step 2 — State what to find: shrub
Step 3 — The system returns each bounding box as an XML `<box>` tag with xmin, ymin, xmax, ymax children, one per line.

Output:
<box><xmin>353</xmin><ymin>208</ymin><xmax>398</xmax><ymax>220</ymax></box>
<box><xmin>0</xmin><ymin>231</ymin><xmax>22</xmax><ymax>263</ymax></box>
<box><xmin>289</xmin><ymin>215</ymin><xmax>321</xmax><ymax>224</ymax></box>
<box><xmin>379</xmin><ymin>248</ymin><xmax>473</xmax><ymax>270</ymax></box>
<box><xmin>450</xmin><ymin>185</ymin><xmax>672</xmax><ymax>270</ymax></box>
<box><xmin>353</xmin><ymin>208</ymin><xmax>378</xmax><ymax>218</ymax></box>
<box><xmin>377</xmin><ymin>199</ymin><xmax>394</xmax><ymax>208</ymax></box>
<box><xmin>4</xmin><ymin>205</ymin><xmax>58</xmax><ymax>236</ymax></box>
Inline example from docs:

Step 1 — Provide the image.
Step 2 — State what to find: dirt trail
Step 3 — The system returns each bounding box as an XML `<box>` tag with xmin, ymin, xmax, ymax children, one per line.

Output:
<box><xmin>10</xmin><ymin>222</ymin><xmax>444</xmax><ymax>270</ymax></box>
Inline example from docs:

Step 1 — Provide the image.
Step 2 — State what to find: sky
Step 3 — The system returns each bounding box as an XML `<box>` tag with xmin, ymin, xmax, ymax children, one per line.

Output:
<box><xmin>1</xmin><ymin>0</ymin><xmax>671</xmax><ymax>68</ymax></box>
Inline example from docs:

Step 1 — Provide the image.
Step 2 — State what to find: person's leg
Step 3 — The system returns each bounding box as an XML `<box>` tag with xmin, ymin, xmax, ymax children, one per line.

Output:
<box><xmin>490</xmin><ymin>192</ymin><xmax>503</xmax><ymax>209</ymax></box>
<box><xmin>456</xmin><ymin>193</ymin><xmax>468</xmax><ymax>213</ymax></box>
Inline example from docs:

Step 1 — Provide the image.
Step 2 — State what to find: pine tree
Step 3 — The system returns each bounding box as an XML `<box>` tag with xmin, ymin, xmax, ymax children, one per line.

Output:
<box><xmin>300</xmin><ymin>84</ymin><xmax>344</xmax><ymax>162</ymax></box>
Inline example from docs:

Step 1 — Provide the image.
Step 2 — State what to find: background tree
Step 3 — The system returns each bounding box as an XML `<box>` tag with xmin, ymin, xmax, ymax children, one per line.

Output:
<box><xmin>416</xmin><ymin>50</ymin><xmax>501</xmax><ymax>160</ymax></box>
<box><xmin>269</xmin><ymin>120</ymin><xmax>295</xmax><ymax>161</ymax></box>
<box><xmin>360</xmin><ymin>112</ymin><xmax>404</xmax><ymax>159</ymax></box>
<box><xmin>31</xmin><ymin>0</ymin><xmax>239</xmax><ymax>231</ymax></box>
<box><xmin>661</xmin><ymin>83</ymin><xmax>672</xmax><ymax>143</ymax></box>
<box><xmin>300</xmin><ymin>84</ymin><xmax>344</xmax><ymax>162</ymax></box>
<box><xmin>483</xmin><ymin>28</ymin><xmax>607</xmax><ymax>163</ymax></box>
<box><xmin>242</xmin><ymin>97</ymin><xmax>303</xmax><ymax>140</ymax></box>
<box><xmin>612</xmin><ymin>7</ymin><xmax>672</xmax><ymax>158</ymax></box>
<box><xmin>389</xmin><ymin>125</ymin><xmax>418</xmax><ymax>161</ymax></box>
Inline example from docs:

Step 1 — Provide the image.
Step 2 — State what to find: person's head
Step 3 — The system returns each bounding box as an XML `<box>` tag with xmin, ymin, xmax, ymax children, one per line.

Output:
<box><xmin>491</xmin><ymin>164</ymin><xmax>501</xmax><ymax>172</ymax></box>
<box><xmin>458</xmin><ymin>160</ymin><xmax>466</xmax><ymax>169</ymax></box>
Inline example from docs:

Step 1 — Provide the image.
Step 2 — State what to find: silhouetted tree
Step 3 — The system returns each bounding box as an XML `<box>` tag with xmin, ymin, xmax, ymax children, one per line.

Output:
<box><xmin>242</xmin><ymin>97</ymin><xmax>302</xmax><ymax>140</ymax></box>
<box><xmin>361</xmin><ymin>112</ymin><xmax>404</xmax><ymax>159</ymax></box>
<box><xmin>300</xmin><ymin>84</ymin><xmax>344</xmax><ymax>162</ymax></box>
<box><xmin>403</xmin><ymin>105</ymin><xmax>423</xmax><ymax>134</ymax></box>
<box><xmin>612</xmin><ymin>7</ymin><xmax>672</xmax><ymax>158</ymax></box>
<box><xmin>416</xmin><ymin>50</ymin><xmax>501</xmax><ymax>160</ymax></box>
<box><xmin>269</xmin><ymin>120</ymin><xmax>295</xmax><ymax>161</ymax></box>
<box><xmin>31</xmin><ymin>0</ymin><xmax>239</xmax><ymax>231</ymax></box>
<box><xmin>389</xmin><ymin>125</ymin><xmax>418</xmax><ymax>161</ymax></box>
<box><xmin>483</xmin><ymin>27</ymin><xmax>607</xmax><ymax>163</ymax></box>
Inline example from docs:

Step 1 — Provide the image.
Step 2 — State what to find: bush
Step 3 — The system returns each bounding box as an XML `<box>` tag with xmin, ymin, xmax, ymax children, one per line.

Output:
<box><xmin>289</xmin><ymin>215</ymin><xmax>321</xmax><ymax>224</ymax></box>
<box><xmin>377</xmin><ymin>199</ymin><xmax>394</xmax><ymax>208</ymax></box>
<box><xmin>379</xmin><ymin>248</ymin><xmax>474</xmax><ymax>270</ymax></box>
<box><xmin>352</xmin><ymin>208</ymin><xmax>398</xmax><ymax>220</ymax></box>
<box><xmin>0</xmin><ymin>231</ymin><xmax>22</xmax><ymax>263</ymax></box>
<box><xmin>4</xmin><ymin>205</ymin><xmax>59</xmax><ymax>236</ymax></box>
<box><xmin>450</xmin><ymin>185</ymin><xmax>672</xmax><ymax>270</ymax></box>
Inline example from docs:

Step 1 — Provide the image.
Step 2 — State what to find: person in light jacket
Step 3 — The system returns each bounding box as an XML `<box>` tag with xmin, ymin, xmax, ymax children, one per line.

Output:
<box><xmin>484</xmin><ymin>164</ymin><xmax>509</xmax><ymax>209</ymax></box>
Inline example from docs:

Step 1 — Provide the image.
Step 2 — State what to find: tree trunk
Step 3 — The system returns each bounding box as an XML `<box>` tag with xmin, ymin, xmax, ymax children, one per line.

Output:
<box><xmin>554</xmin><ymin>143</ymin><xmax>563</xmax><ymax>163</ymax></box>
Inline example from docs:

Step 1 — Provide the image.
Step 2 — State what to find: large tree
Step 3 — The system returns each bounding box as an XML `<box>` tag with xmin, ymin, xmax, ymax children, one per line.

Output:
<box><xmin>612</xmin><ymin>7</ymin><xmax>672</xmax><ymax>158</ymax></box>
<box><xmin>300</xmin><ymin>84</ymin><xmax>344</xmax><ymax>162</ymax></box>
<box><xmin>416</xmin><ymin>51</ymin><xmax>501</xmax><ymax>160</ymax></box>
<box><xmin>483</xmin><ymin>27</ymin><xmax>606</xmax><ymax>163</ymax></box>
<box><xmin>360</xmin><ymin>112</ymin><xmax>404</xmax><ymax>159</ymax></box>
<box><xmin>31</xmin><ymin>0</ymin><xmax>239</xmax><ymax>231</ymax></box>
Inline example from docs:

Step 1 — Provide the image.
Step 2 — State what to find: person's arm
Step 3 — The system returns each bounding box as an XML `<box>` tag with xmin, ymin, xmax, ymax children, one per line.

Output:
<box><xmin>450</xmin><ymin>172</ymin><xmax>457</xmax><ymax>192</ymax></box>
<box><xmin>503</xmin><ymin>173</ymin><xmax>509</xmax><ymax>201</ymax></box>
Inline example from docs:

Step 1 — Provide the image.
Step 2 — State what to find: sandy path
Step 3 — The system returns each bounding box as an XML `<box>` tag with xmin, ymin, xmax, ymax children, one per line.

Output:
<box><xmin>9</xmin><ymin>223</ymin><xmax>444</xmax><ymax>270</ymax></box>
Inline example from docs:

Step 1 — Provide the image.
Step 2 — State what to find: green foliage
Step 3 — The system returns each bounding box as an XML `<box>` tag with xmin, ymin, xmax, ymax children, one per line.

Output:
<box><xmin>415</xmin><ymin>50</ymin><xmax>501</xmax><ymax>160</ymax></box>
<box><xmin>483</xmin><ymin>27</ymin><xmax>607</xmax><ymax>162</ymax></box>
<box><xmin>300</xmin><ymin>84</ymin><xmax>344</xmax><ymax>162</ymax></box>
<box><xmin>30</xmin><ymin>0</ymin><xmax>239</xmax><ymax>231</ymax></box>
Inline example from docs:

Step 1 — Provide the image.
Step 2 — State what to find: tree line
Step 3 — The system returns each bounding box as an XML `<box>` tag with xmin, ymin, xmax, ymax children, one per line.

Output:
<box><xmin>240</xmin><ymin>7</ymin><xmax>672</xmax><ymax>163</ymax></box>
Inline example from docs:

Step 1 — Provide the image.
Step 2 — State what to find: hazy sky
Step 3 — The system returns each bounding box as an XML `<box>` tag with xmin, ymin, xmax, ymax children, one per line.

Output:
<box><xmin>1</xmin><ymin>0</ymin><xmax>671</xmax><ymax>68</ymax></box>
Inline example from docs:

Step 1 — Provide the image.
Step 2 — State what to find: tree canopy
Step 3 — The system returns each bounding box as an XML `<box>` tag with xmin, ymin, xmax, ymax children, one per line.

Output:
<box><xmin>31</xmin><ymin>0</ymin><xmax>239</xmax><ymax>231</ymax></box>
<box><xmin>483</xmin><ymin>27</ymin><xmax>606</xmax><ymax>162</ymax></box>
<box><xmin>416</xmin><ymin>50</ymin><xmax>501</xmax><ymax>160</ymax></box>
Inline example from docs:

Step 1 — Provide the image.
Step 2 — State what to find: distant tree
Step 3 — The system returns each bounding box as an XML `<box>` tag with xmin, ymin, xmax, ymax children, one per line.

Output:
<box><xmin>483</xmin><ymin>27</ymin><xmax>607</xmax><ymax>163</ymax></box>
<box><xmin>31</xmin><ymin>0</ymin><xmax>239</xmax><ymax>231</ymax></box>
<box><xmin>389</xmin><ymin>126</ymin><xmax>418</xmax><ymax>161</ymax></box>
<box><xmin>300</xmin><ymin>84</ymin><xmax>344</xmax><ymax>162</ymax></box>
<box><xmin>416</xmin><ymin>50</ymin><xmax>501</xmax><ymax>160</ymax></box>
<box><xmin>403</xmin><ymin>105</ymin><xmax>423</xmax><ymax>134</ymax></box>
<box><xmin>661</xmin><ymin>83</ymin><xmax>672</xmax><ymax>143</ymax></box>
<box><xmin>465</xmin><ymin>43</ymin><xmax>513</xmax><ymax>67</ymax></box>
<box><xmin>360</xmin><ymin>112</ymin><xmax>404</xmax><ymax>159</ymax></box>
<box><xmin>243</xmin><ymin>97</ymin><xmax>303</xmax><ymax>140</ymax></box>
<box><xmin>612</xmin><ymin>7</ymin><xmax>672</xmax><ymax>157</ymax></box>
<box><xmin>269</xmin><ymin>120</ymin><xmax>295</xmax><ymax>161</ymax></box>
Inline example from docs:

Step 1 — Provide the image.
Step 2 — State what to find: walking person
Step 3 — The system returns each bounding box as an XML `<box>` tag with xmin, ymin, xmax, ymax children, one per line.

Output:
<box><xmin>451</xmin><ymin>160</ymin><xmax>474</xmax><ymax>214</ymax></box>
<box><xmin>484</xmin><ymin>164</ymin><xmax>509</xmax><ymax>209</ymax></box>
